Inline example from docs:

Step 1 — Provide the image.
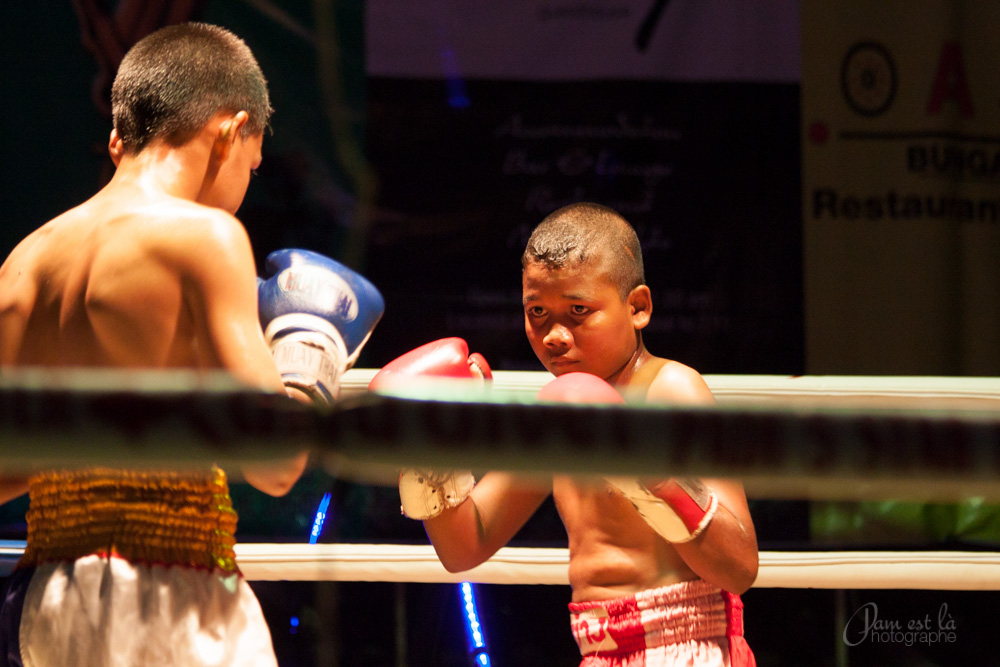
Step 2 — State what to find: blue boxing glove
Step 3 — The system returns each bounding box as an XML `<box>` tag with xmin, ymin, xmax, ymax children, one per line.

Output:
<box><xmin>258</xmin><ymin>249</ymin><xmax>384</xmax><ymax>404</ymax></box>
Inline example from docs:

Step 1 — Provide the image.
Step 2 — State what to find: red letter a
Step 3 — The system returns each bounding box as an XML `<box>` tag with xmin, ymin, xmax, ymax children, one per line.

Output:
<box><xmin>926</xmin><ymin>42</ymin><xmax>974</xmax><ymax>118</ymax></box>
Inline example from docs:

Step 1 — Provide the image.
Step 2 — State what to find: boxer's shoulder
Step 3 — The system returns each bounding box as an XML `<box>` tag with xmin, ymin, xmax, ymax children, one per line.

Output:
<box><xmin>108</xmin><ymin>198</ymin><xmax>252</xmax><ymax>274</ymax></box>
<box><xmin>642</xmin><ymin>357</ymin><xmax>713</xmax><ymax>405</ymax></box>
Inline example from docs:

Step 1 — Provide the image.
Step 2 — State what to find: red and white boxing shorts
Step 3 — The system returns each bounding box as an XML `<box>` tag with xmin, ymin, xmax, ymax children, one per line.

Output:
<box><xmin>569</xmin><ymin>579</ymin><xmax>755</xmax><ymax>667</ymax></box>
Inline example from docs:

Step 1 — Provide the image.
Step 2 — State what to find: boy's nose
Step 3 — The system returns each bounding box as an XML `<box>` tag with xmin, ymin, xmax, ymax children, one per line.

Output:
<box><xmin>543</xmin><ymin>323</ymin><xmax>571</xmax><ymax>348</ymax></box>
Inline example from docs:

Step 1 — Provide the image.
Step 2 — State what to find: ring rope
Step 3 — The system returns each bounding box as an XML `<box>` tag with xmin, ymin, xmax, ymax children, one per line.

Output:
<box><xmin>4</xmin><ymin>368</ymin><xmax>1000</xmax><ymax>497</ymax></box>
<box><xmin>344</xmin><ymin>370</ymin><xmax>1000</xmax><ymax>408</ymax></box>
<box><xmin>3</xmin><ymin>541</ymin><xmax>998</xmax><ymax>590</ymax></box>
<box><xmin>230</xmin><ymin>544</ymin><xmax>1000</xmax><ymax>591</ymax></box>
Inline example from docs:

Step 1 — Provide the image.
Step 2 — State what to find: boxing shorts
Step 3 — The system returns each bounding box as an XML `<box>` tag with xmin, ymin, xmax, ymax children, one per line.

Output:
<box><xmin>569</xmin><ymin>579</ymin><xmax>755</xmax><ymax>667</ymax></box>
<box><xmin>0</xmin><ymin>466</ymin><xmax>276</xmax><ymax>667</ymax></box>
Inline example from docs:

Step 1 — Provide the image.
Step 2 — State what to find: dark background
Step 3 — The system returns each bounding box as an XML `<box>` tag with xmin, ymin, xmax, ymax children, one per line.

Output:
<box><xmin>0</xmin><ymin>0</ymin><xmax>805</xmax><ymax>374</ymax></box>
<box><xmin>0</xmin><ymin>2</ymin><xmax>995</xmax><ymax>665</ymax></box>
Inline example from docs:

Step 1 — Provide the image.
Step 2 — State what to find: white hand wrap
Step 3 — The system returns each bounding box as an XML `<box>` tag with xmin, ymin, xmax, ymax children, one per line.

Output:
<box><xmin>605</xmin><ymin>476</ymin><xmax>718</xmax><ymax>543</ymax></box>
<box><xmin>399</xmin><ymin>468</ymin><xmax>475</xmax><ymax>520</ymax></box>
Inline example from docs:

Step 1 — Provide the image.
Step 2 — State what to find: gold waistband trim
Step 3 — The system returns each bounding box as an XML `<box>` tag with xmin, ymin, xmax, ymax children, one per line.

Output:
<box><xmin>20</xmin><ymin>466</ymin><xmax>238</xmax><ymax>573</ymax></box>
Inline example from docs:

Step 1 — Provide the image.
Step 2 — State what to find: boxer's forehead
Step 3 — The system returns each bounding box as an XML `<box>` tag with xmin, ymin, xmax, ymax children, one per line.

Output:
<box><xmin>522</xmin><ymin>259</ymin><xmax>617</xmax><ymax>304</ymax></box>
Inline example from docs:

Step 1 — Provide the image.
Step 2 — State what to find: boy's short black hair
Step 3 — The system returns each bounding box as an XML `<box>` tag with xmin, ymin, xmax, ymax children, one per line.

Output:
<box><xmin>112</xmin><ymin>22</ymin><xmax>273</xmax><ymax>152</ymax></box>
<box><xmin>522</xmin><ymin>202</ymin><xmax>645</xmax><ymax>299</ymax></box>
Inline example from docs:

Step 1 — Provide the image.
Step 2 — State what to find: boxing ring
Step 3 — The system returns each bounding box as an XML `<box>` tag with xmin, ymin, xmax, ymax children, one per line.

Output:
<box><xmin>2</xmin><ymin>367</ymin><xmax>999</xmax><ymax>666</ymax></box>
<box><xmin>2</xmin><ymin>367</ymin><xmax>999</xmax><ymax>591</ymax></box>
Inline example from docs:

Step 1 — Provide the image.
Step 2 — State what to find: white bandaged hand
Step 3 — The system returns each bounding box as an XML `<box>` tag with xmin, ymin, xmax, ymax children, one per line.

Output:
<box><xmin>399</xmin><ymin>468</ymin><xmax>475</xmax><ymax>520</ymax></box>
<box><xmin>605</xmin><ymin>476</ymin><xmax>718</xmax><ymax>543</ymax></box>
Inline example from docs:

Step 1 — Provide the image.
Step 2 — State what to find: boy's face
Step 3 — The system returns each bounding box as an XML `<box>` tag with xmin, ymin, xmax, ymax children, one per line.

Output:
<box><xmin>522</xmin><ymin>258</ymin><xmax>639</xmax><ymax>380</ymax></box>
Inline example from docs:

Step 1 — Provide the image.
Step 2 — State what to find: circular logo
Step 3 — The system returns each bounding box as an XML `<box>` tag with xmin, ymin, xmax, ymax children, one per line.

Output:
<box><xmin>841</xmin><ymin>42</ymin><xmax>897</xmax><ymax>117</ymax></box>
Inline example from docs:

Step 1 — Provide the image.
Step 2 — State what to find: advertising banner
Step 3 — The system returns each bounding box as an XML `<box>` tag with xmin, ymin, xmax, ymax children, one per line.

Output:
<box><xmin>802</xmin><ymin>0</ymin><xmax>1000</xmax><ymax>374</ymax></box>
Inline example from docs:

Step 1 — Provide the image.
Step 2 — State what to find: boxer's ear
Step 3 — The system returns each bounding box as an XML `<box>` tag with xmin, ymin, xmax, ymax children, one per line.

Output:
<box><xmin>628</xmin><ymin>285</ymin><xmax>652</xmax><ymax>330</ymax></box>
<box><xmin>212</xmin><ymin>111</ymin><xmax>250</xmax><ymax>162</ymax></box>
<box><xmin>108</xmin><ymin>129</ymin><xmax>124</xmax><ymax>166</ymax></box>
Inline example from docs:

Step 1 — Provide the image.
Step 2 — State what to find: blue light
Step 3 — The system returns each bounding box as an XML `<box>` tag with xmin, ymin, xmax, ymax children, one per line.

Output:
<box><xmin>309</xmin><ymin>492</ymin><xmax>332</xmax><ymax>544</ymax></box>
<box><xmin>290</xmin><ymin>616</ymin><xmax>300</xmax><ymax>628</ymax></box>
<box><xmin>440</xmin><ymin>47</ymin><xmax>470</xmax><ymax>109</ymax></box>
<box><xmin>459</xmin><ymin>582</ymin><xmax>492</xmax><ymax>666</ymax></box>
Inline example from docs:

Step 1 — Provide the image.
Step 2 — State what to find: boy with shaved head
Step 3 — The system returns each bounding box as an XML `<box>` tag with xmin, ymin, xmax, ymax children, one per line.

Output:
<box><xmin>0</xmin><ymin>22</ymin><xmax>383</xmax><ymax>666</ymax></box>
<box><xmin>390</xmin><ymin>202</ymin><xmax>758</xmax><ymax>666</ymax></box>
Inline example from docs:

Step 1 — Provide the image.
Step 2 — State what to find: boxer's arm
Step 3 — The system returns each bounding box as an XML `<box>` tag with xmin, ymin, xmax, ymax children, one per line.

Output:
<box><xmin>0</xmin><ymin>475</ymin><xmax>29</xmax><ymax>505</ymax></box>
<box><xmin>171</xmin><ymin>213</ymin><xmax>308</xmax><ymax>496</ymax></box>
<box><xmin>0</xmin><ymin>243</ymin><xmax>34</xmax><ymax>366</ymax></box>
<box><xmin>423</xmin><ymin>471</ymin><xmax>551</xmax><ymax>573</ymax></box>
<box><xmin>643</xmin><ymin>363</ymin><xmax>759</xmax><ymax>594</ymax></box>
<box><xmin>667</xmin><ymin>477</ymin><xmax>757</xmax><ymax>594</ymax></box>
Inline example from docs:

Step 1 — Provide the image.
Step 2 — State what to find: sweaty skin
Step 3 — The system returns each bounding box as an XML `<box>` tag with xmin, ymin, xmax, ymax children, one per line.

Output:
<box><xmin>552</xmin><ymin>352</ymin><xmax>757</xmax><ymax>601</ymax></box>
<box><xmin>0</xmin><ymin>112</ymin><xmax>308</xmax><ymax>500</ymax></box>
<box><xmin>422</xmin><ymin>258</ymin><xmax>757</xmax><ymax>602</ymax></box>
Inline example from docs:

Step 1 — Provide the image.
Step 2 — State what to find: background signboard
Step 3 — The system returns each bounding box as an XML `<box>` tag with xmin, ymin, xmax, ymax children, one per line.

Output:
<box><xmin>802</xmin><ymin>0</ymin><xmax>1000</xmax><ymax>375</ymax></box>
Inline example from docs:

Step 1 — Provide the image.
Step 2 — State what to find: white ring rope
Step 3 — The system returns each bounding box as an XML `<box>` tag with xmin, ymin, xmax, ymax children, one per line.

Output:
<box><xmin>3</xmin><ymin>541</ymin><xmax>998</xmax><ymax>590</ymax></box>
<box><xmin>231</xmin><ymin>544</ymin><xmax>1000</xmax><ymax>591</ymax></box>
<box><xmin>344</xmin><ymin>369</ymin><xmax>1000</xmax><ymax>409</ymax></box>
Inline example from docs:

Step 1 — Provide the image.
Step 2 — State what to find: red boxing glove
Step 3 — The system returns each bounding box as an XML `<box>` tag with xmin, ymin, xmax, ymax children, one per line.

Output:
<box><xmin>369</xmin><ymin>337</ymin><xmax>492</xmax><ymax>392</ymax></box>
<box><xmin>536</xmin><ymin>372</ymin><xmax>624</xmax><ymax>404</ymax></box>
<box><xmin>374</xmin><ymin>338</ymin><xmax>492</xmax><ymax>520</ymax></box>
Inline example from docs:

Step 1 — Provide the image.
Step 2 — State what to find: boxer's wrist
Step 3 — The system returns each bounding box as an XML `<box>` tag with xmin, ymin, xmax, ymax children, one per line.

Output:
<box><xmin>269</xmin><ymin>327</ymin><xmax>347</xmax><ymax>405</ymax></box>
<box><xmin>399</xmin><ymin>468</ymin><xmax>475</xmax><ymax>520</ymax></box>
<box><xmin>646</xmin><ymin>478</ymin><xmax>718</xmax><ymax>543</ymax></box>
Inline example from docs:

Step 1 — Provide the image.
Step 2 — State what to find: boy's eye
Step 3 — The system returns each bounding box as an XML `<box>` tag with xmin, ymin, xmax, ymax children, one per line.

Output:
<box><xmin>527</xmin><ymin>306</ymin><xmax>546</xmax><ymax>317</ymax></box>
<box><xmin>570</xmin><ymin>305</ymin><xmax>589</xmax><ymax>316</ymax></box>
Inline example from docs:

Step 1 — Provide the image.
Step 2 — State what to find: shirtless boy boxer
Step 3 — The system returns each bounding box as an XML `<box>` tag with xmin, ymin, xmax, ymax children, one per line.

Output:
<box><xmin>377</xmin><ymin>202</ymin><xmax>756</xmax><ymax>666</ymax></box>
<box><xmin>0</xmin><ymin>22</ymin><xmax>381</xmax><ymax>666</ymax></box>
